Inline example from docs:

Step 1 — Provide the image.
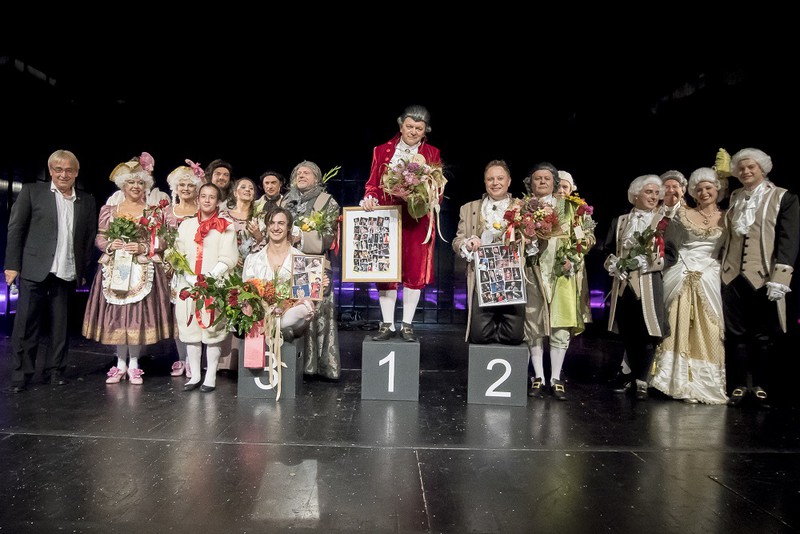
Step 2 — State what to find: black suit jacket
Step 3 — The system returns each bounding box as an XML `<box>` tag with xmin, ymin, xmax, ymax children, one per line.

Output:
<box><xmin>5</xmin><ymin>181</ymin><xmax>97</xmax><ymax>283</ymax></box>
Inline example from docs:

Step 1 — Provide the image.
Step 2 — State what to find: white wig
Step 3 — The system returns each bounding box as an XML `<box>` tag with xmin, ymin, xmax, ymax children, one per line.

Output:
<box><xmin>687</xmin><ymin>167</ymin><xmax>722</xmax><ymax>200</ymax></box>
<box><xmin>109</xmin><ymin>160</ymin><xmax>154</xmax><ymax>191</ymax></box>
<box><xmin>659</xmin><ymin>170</ymin><xmax>687</xmax><ymax>189</ymax></box>
<box><xmin>557</xmin><ymin>170</ymin><xmax>576</xmax><ymax>193</ymax></box>
<box><xmin>167</xmin><ymin>165</ymin><xmax>204</xmax><ymax>204</ymax></box>
<box><xmin>730</xmin><ymin>147</ymin><xmax>773</xmax><ymax>176</ymax></box>
<box><xmin>627</xmin><ymin>174</ymin><xmax>663</xmax><ymax>205</ymax></box>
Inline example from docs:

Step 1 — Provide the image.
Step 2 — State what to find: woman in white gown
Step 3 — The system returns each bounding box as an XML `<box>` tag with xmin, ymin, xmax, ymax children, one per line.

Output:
<box><xmin>650</xmin><ymin>167</ymin><xmax>728</xmax><ymax>404</ymax></box>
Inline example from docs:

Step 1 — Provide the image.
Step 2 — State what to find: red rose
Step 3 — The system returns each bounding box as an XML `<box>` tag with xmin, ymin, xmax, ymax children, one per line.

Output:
<box><xmin>139</xmin><ymin>217</ymin><xmax>149</xmax><ymax>226</ymax></box>
<box><xmin>159</xmin><ymin>199</ymin><xmax>170</xmax><ymax>208</ymax></box>
<box><xmin>179</xmin><ymin>289</ymin><xmax>191</xmax><ymax>300</ymax></box>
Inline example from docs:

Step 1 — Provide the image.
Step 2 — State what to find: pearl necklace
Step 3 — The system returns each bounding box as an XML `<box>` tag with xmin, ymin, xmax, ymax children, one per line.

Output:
<box><xmin>697</xmin><ymin>205</ymin><xmax>719</xmax><ymax>225</ymax></box>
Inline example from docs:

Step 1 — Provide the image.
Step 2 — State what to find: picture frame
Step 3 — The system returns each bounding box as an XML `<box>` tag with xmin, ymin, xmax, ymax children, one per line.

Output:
<box><xmin>341</xmin><ymin>206</ymin><xmax>402</xmax><ymax>283</ymax></box>
<box><xmin>291</xmin><ymin>254</ymin><xmax>325</xmax><ymax>300</ymax></box>
<box><xmin>475</xmin><ymin>243</ymin><xmax>526</xmax><ymax>307</ymax></box>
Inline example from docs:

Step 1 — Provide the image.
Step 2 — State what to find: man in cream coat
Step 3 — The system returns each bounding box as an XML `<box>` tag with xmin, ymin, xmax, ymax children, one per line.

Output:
<box><xmin>721</xmin><ymin>148</ymin><xmax>799</xmax><ymax>407</ymax></box>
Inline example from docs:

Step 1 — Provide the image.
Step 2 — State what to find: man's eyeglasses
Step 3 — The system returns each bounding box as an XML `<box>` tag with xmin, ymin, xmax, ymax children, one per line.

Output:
<box><xmin>51</xmin><ymin>167</ymin><xmax>78</xmax><ymax>176</ymax></box>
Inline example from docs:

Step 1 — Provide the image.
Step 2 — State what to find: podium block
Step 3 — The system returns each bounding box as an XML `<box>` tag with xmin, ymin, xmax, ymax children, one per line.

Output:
<box><xmin>361</xmin><ymin>335</ymin><xmax>419</xmax><ymax>401</ymax></box>
<box><xmin>467</xmin><ymin>343</ymin><xmax>528</xmax><ymax>406</ymax></box>
<box><xmin>237</xmin><ymin>338</ymin><xmax>303</xmax><ymax>399</ymax></box>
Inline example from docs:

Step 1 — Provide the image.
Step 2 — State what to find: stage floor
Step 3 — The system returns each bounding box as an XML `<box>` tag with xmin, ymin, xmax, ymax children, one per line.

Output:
<box><xmin>2</xmin><ymin>323</ymin><xmax>800</xmax><ymax>533</ymax></box>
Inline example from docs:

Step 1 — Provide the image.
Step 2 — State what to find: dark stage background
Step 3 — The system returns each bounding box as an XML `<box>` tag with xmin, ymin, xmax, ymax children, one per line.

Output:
<box><xmin>2</xmin><ymin>37</ymin><xmax>797</xmax><ymax>330</ymax></box>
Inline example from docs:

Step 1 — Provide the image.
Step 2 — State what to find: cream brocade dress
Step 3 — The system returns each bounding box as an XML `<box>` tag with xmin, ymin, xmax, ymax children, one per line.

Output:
<box><xmin>650</xmin><ymin>207</ymin><xmax>728</xmax><ymax>404</ymax></box>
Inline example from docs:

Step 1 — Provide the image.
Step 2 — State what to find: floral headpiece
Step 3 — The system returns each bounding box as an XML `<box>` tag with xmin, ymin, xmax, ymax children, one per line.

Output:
<box><xmin>185</xmin><ymin>159</ymin><xmax>205</xmax><ymax>180</ymax></box>
<box><xmin>139</xmin><ymin>152</ymin><xmax>155</xmax><ymax>173</ymax></box>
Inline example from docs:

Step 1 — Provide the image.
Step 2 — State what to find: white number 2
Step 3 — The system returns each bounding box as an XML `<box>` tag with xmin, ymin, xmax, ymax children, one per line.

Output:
<box><xmin>485</xmin><ymin>358</ymin><xmax>511</xmax><ymax>397</ymax></box>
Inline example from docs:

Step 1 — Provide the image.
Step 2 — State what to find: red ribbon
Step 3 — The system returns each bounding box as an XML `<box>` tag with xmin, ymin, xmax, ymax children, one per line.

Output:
<box><xmin>330</xmin><ymin>215</ymin><xmax>342</xmax><ymax>256</ymax></box>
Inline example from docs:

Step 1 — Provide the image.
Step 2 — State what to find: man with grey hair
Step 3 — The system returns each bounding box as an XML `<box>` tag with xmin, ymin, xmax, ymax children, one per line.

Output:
<box><xmin>361</xmin><ymin>105</ymin><xmax>442</xmax><ymax>343</ymax></box>
<box><xmin>721</xmin><ymin>148</ymin><xmax>799</xmax><ymax>407</ymax></box>
<box><xmin>658</xmin><ymin>170</ymin><xmax>687</xmax><ymax>219</ymax></box>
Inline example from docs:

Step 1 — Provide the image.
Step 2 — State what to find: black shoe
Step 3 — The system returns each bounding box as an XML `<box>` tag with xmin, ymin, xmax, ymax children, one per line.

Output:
<box><xmin>609</xmin><ymin>371</ymin><xmax>633</xmax><ymax>393</ymax></box>
<box><xmin>528</xmin><ymin>377</ymin><xmax>545</xmax><ymax>398</ymax></box>
<box><xmin>183</xmin><ymin>382</ymin><xmax>201</xmax><ymax>392</ymax></box>
<box><xmin>372</xmin><ymin>323</ymin><xmax>396</xmax><ymax>341</ymax></box>
<box><xmin>752</xmin><ymin>387</ymin><xmax>769</xmax><ymax>408</ymax></box>
<box><xmin>727</xmin><ymin>386</ymin><xmax>748</xmax><ymax>407</ymax></box>
<box><xmin>400</xmin><ymin>322</ymin><xmax>418</xmax><ymax>342</ymax></box>
<box><xmin>9</xmin><ymin>383</ymin><xmax>26</xmax><ymax>394</ymax></box>
<box><xmin>551</xmin><ymin>378</ymin><xmax>567</xmax><ymax>401</ymax></box>
<box><xmin>200</xmin><ymin>385</ymin><xmax>216</xmax><ymax>393</ymax></box>
<box><xmin>281</xmin><ymin>327</ymin><xmax>295</xmax><ymax>343</ymax></box>
<box><xmin>48</xmin><ymin>371</ymin><xmax>69</xmax><ymax>386</ymax></box>
<box><xmin>635</xmin><ymin>383</ymin><xmax>649</xmax><ymax>401</ymax></box>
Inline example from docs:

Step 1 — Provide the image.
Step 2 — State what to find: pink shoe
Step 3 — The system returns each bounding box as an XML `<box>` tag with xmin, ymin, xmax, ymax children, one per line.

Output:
<box><xmin>170</xmin><ymin>361</ymin><xmax>185</xmax><ymax>377</ymax></box>
<box><xmin>127</xmin><ymin>368</ymin><xmax>144</xmax><ymax>385</ymax></box>
<box><xmin>105</xmin><ymin>366</ymin><xmax>127</xmax><ymax>384</ymax></box>
<box><xmin>185</xmin><ymin>360</ymin><xmax>192</xmax><ymax>379</ymax></box>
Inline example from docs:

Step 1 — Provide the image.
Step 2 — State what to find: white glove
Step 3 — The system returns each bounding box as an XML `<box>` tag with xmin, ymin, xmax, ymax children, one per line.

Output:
<box><xmin>208</xmin><ymin>261</ymin><xmax>228</xmax><ymax>278</ymax></box>
<box><xmin>634</xmin><ymin>254</ymin><xmax>649</xmax><ymax>273</ymax></box>
<box><xmin>526</xmin><ymin>241</ymin><xmax>540</xmax><ymax>257</ymax></box>
<box><xmin>606</xmin><ymin>257</ymin><xmax>628</xmax><ymax>281</ymax></box>
<box><xmin>766</xmin><ymin>281</ymin><xmax>791</xmax><ymax>302</ymax></box>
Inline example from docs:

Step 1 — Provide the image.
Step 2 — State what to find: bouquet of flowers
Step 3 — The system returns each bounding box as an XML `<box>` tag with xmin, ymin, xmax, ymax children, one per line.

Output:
<box><xmin>553</xmin><ymin>194</ymin><xmax>596</xmax><ymax>277</ymax></box>
<box><xmin>178</xmin><ymin>272</ymin><xmax>295</xmax><ymax>336</ymax></box>
<box><xmin>615</xmin><ymin>216</ymin><xmax>669</xmax><ymax>273</ymax></box>
<box><xmin>381</xmin><ymin>155</ymin><xmax>447</xmax><ymax>221</ymax></box>
<box><xmin>105</xmin><ymin>214</ymin><xmax>143</xmax><ymax>242</ymax></box>
<box><xmin>503</xmin><ymin>195</ymin><xmax>563</xmax><ymax>243</ymax></box>
<box><xmin>296</xmin><ymin>203</ymin><xmax>340</xmax><ymax>237</ymax></box>
<box><xmin>137</xmin><ymin>199</ymin><xmax>170</xmax><ymax>257</ymax></box>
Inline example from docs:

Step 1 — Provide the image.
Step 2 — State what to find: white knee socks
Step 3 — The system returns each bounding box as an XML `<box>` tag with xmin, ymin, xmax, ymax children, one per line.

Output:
<box><xmin>402</xmin><ymin>287</ymin><xmax>421</xmax><ymax>324</ymax></box>
<box><xmin>186</xmin><ymin>343</ymin><xmax>202</xmax><ymax>385</ymax></box>
<box><xmin>203</xmin><ymin>343</ymin><xmax>222</xmax><ymax>388</ymax></box>
<box><xmin>379</xmin><ymin>290</ymin><xmax>397</xmax><ymax>330</ymax></box>
<box><xmin>529</xmin><ymin>339</ymin><xmax>544</xmax><ymax>379</ymax></box>
<box><xmin>550</xmin><ymin>347</ymin><xmax>567</xmax><ymax>383</ymax></box>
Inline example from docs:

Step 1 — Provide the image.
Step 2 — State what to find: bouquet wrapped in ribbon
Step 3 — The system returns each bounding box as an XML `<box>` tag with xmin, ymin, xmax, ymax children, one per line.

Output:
<box><xmin>380</xmin><ymin>154</ymin><xmax>447</xmax><ymax>243</ymax></box>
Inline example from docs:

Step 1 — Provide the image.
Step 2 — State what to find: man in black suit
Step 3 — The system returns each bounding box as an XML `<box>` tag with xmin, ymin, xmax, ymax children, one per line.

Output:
<box><xmin>4</xmin><ymin>149</ymin><xmax>97</xmax><ymax>392</ymax></box>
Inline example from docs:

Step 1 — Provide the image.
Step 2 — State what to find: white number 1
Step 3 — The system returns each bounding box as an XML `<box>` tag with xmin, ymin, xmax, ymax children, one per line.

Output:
<box><xmin>379</xmin><ymin>351</ymin><xmax>396</xmax><ymax>392</ymax></box>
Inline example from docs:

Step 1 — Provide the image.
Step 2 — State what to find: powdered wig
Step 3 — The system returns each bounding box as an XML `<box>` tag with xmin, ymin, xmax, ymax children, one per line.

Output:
<box><xmin>109</xmin><ymin>160</ymin><xmax>154</xmax><ymax>191</ymax></box>
<box><xmin>730</xmin><ymin>147</ymin><xmax>773</xmax><ymax>176</ymax></box>
<box><xmin>167</xmin><ymin>165</ymin><xmax>203</xmax><ymax>204</ymax></box>
<box><xmin>558</xmin><ymin>170</ymin><xmax>576</xmax><ymax>193</ymax></box>
<box><xmin>523</xmin><ymin>162</ymin><xmax>559</xmax><ymax>195</ymax></box>
<box><xmin>627</xmin><ymin>175</ymin><xmax>663</xmax><ymax>205</ymax></box>
<box><xmin>659</xmin><ymin>170</ymin><xmax>687</xmax><ymax>189</ymax></box>
<box><xmin>687</xmin><ymin>167</ymin><xmax>722</xmax><ymax>200</ymax></box>
<box><xmin>290</xmin><ymin>160</ymin><xmax>322</xmax><ymax>187</ymax></box>
<box><xmin>397</xmin><ymin>104</ymin><xmax>432</xmax><ymax>133</ymax></box>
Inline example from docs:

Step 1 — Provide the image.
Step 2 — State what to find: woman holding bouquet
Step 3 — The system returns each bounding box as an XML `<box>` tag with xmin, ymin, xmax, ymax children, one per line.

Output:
<box><xmin>521</xmin><ymin>164</ymin><xmax>596</xmax><ymax>401</ymax></box>
<box><xmin>82</xmin><ymin>158</ymin><xmax>174</xmax><ymax>385</ymax></box>
<box><xmin>163</xmin><ymin>161</ymin><xmax>203</xmax><ymax>378</ymax></box>
<box><xmin>174</xmin><ymin>183</ymin><xmax>239</xmax><ymax>392</ymax></box>
<box><xmin>603</xmin><ymin>174</ymin><xmax>669</xmax><ymax>400</ymax></box>
<box><xmin>361</xmin><ymin>104</ymin><xmax>443</xmax><ymax>343</ymax></box>
<box><xmin>280</xmin><ymin>160</ymin><xmax>341</xmax><ymax>380</ymax></box>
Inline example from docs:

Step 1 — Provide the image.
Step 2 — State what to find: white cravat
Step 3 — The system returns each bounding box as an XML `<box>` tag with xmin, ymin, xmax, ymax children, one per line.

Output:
<box><xmin>391</xmin><ymin>139</ymin><xmax>420</xmax><ymax>166</ymax></box>
<box><xmin>622</xmin><ymin>208</ymin><xmax>656</xmax><ymax>249</ymax></box>
<box><xmin>732</xmin><ymin>181</ymin><xmax>767</xmax><ymax>236</ymax></box>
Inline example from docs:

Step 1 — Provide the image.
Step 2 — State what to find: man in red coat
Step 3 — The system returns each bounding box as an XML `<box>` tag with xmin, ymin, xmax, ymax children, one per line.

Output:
<box><xmin>361</xmin><ymin>105</ymin><xmax>441</xmax><ymax>342</ymax></box>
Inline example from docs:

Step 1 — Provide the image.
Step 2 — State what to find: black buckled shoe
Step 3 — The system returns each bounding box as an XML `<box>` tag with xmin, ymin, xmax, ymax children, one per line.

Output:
<box><xmin>609</xmin><ymin>370</ymin><xmax>632</xmax><ymax>393</ymax></box>
<box><xmin>528</xmin><ymin>377</ymin><xmax>545</xmax><ymax>398</ymax></box>
<box><xmin>634</xmin><ymin>382</ymin><xmax>649</xmax><ymax>401</ymax></box>
<box><xmin>727</xmin><ymin>386</ymin><xmax>748</xmax><ymax>407</ymax></box>
<box><xmin>752</xmin><ymin>387</ymin><xmax>769</xmax><ymax>408</ymax></box>
<box><xmin>400</xmin><ymin>322</ymin><xmax>418</xmax><ymax>342</ymax></box>
<box><xmin>372</xmin><ymin>323</ymin><xmax>396</xmax><ymax>341</ymax></box>
<box><xmin>551</xmin><ymin>378</ymin><xmax>567</xmax><ymax>401</ymax></box>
